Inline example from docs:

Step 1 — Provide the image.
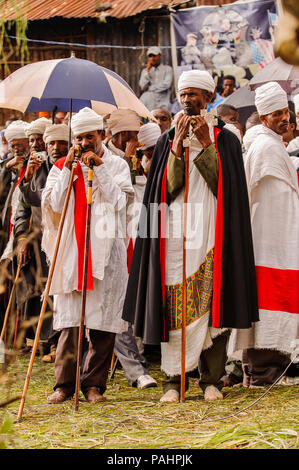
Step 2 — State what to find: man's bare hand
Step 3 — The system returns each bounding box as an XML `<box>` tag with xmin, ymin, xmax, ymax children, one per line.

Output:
<box><xmin>6</xmin><ymin>154</ymin><xmax>26</xmax><ymax>170</ymax></box>
<box><xmin>24</xmin><ymin>154</ymin><xmax>43</xmax><ymax>181</ymax></box>
<box><xmin>81</xmin><ymin>151</ymin><xmax>103</xmax><ymax>167</ymax></box>
<box><xmin>124</xmin><ymin>139</ymin><xmax>139</xmax><ymax>159</ymax></box>
<box><xmin>190</xmin><ymin>115</ymin><xmax>212</xmax><ymax>149</ymax></box>
<box><xmin>172</xmin><ymin>114</ymin><xmax>192</xmax><ymax>158</ymax></box>
<box><xmin>17</xmin><ymin>239</ymin><xmax>30</xmax><ymax>267</ymax></box>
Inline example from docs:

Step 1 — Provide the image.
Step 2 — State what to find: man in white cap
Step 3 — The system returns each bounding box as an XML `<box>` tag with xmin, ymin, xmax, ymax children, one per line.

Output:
<box><xmin>106</xmin><ymin>109</ymin><xmax>158</xmax><ymax>390</ymax></box>
<box><xmin>14</xmin><ymin>122</ymin><xmax>69</xmax><ymax>360</ymax></box>
<box><xmin>0</xmin><ymin>120</ymin><xmax>29</xmax><ymax>259</ymax></box>
<box><xmin>123</xmin><ymin>69</ymin><xmax>258</xmax><ymax>403</ymax></box>
<box><xmin>139</xmin><ymin>46</ymin><xmax>173</xmax><ymax>111</ymax></box>
<box><xmin>230</xmin><ymin>82</ymin><xmax>299</xmax><ymax>388</ymax></box>
<box><xmin>42</xmin><ymin>107</ymin><xmax>134</xmax><ymax>404</ymax></box>
<box><xmin>137</xmin><ymin>122</ymin><xmax>161</xmax><ymax>175</ymax></box>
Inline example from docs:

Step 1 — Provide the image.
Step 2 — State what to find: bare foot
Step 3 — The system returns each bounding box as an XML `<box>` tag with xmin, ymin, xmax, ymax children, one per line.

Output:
<box><xmin>160</xmin><ymin>389</ymin><xmax>180</xmax><ymax>403</ymax></box>
<box><xmin>204</xmin><ymin>385</ymin><xmax>223</xmax><ymax>401</ymax></box>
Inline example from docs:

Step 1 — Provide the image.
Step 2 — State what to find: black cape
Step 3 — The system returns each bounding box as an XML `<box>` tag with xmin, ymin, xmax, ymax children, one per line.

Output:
<box><xmin>123</xmin><ymin>123</ymin><xmax>259</xmax><ymax>345</ymax></box>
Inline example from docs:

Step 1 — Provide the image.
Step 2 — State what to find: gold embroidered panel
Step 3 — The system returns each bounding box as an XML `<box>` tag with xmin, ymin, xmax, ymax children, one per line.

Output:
<box><xmin>166</xmin><ymin>248</ymin><xmax>214</xmax><ymax>331</ymax></box>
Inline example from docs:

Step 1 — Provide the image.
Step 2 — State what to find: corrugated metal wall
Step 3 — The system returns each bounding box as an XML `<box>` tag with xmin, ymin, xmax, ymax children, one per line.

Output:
<box><xmin>0</xmin><ymin>15</ymin><xmax>172</xmax><ymax>124</ymax></box>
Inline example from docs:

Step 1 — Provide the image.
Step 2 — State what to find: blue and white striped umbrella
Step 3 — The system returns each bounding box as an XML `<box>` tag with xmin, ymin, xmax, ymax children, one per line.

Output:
<box><xmin>0</xmin><ymin>56</ymin><xmax>152</xmax><ymax>118</ymax></box>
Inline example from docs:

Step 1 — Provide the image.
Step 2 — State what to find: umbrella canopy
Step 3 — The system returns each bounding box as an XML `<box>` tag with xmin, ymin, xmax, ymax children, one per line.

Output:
<box><xmin>0</xmin><ymin>56</ymin><xmax>152</xmax><ymax>118</ymax></box>
<box><xmin>249</xmin><ymin>57</ymin><xmax>299</xmax><ymax>94</ymax></box>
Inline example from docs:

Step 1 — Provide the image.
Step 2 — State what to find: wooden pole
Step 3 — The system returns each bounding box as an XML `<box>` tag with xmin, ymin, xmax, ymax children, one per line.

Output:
<box><xmin>0</xmin><ymin>264</ymin><xmax>21</xmax><ymax>345</ymax></box>
<box><xmin>180</xmin><ymin>138</ymin><xmax>190</xmax><ymax>403</ymax></box>
<box><xmin>17</xmin><ymin>158</ymin><xmax>78</xmax><ymax>422</ymax></box>
<box><xmin>74</xmin><ymin>163</ymin><xmax>94</xmax><ymax>411</ymax></box>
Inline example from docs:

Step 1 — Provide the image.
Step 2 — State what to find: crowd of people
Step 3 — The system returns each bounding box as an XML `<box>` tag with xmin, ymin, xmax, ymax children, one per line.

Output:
<box><xmin>0</xmin><ymin>48</ymin><xmax>298</xmax><ymax>405</ymax></box>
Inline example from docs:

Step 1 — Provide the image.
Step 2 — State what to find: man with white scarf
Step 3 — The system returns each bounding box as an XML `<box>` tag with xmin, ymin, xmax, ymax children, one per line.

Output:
<box><xmin>229</xmin><ymin>82</ymin><xmax>299</xmax><ymax>387</ymax></box>
<box><xmin>14</xmin><ymin>122</ymin><xmax>69</xmax><ymax>360</ymax></box>
<box><xmin>123</xmin><ymin>70</ymin><xmax>258</xmax><ymax>403</ymax></box>
<box><xmin>42</xmin><ymin>107</ymin><xmax>134</xmax><ymax>404</ymax></box>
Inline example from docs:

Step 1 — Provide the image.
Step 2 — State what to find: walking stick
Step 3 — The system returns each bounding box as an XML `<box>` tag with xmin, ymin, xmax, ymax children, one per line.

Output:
<box><xmin>0</xmin><ymin>263</ymin><xmax>21</xmax><ymax>355</ymax></box>
<box><xmin>180</xmin><ymin>131</ymin><xmax>190</xmax><ymax>403</ymax></box>
<box><xmin>74</xmin><ymin>161</ymin><xmax>94</xmax><ymax>411</ymax></box>
<box><xmin>17</xmin><ymin>150</ymin><xmax>80</xmax><ymax>422</ymax></box>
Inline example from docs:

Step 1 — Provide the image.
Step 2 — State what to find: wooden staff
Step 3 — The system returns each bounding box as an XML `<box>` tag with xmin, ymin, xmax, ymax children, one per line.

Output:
<box><xmin>0</xmin><ymin>264</ymin><xmax>21</xmax><ymax>348</ymax></box>
<box><xmin>17</xmin><ymin>151</ymin><xmax>80</xmax><ymax>422</ymax></box>
<box><xmin>180</xmin><ymin>131</ymin><xmax>190</xmax><ymax>403</ymax></box>
<box><xmin>74</xmin><ymin>162</ymin><xmax>94</xmax><ymax>411</ymax></box>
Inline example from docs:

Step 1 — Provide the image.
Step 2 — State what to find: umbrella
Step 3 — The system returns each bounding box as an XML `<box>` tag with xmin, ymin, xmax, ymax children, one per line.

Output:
<box><xmin>0</xmin><ymin>55</ymin><xmax>152</xmax><ymax>118</ymax></box>
<box><xmin>249</xmin><ymin>57</ymin><xmax>299</xmax><ymax>94</ymax></box>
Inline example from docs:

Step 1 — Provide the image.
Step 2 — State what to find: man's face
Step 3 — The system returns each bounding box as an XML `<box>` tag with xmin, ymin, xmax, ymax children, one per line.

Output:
<box><xmin>46</xmin><ymin>140</ymin><xmax>68</xmax><ymax>161</ymax></box>
<box><xmin>222</xmin><ymin>79</ymin><xmax>235</xmax><ymax>97</ymax></box>
<box><xmin>152</xmin><ymin>109</ymin><xmax>171</xmax><ymax>133</ymax></box>
<box><xmin>9</xmin><ymin>138</ymin><xmax>29</xmax><ymax>157</ymax></box>
<box><xmin>260</xmin><ymin>108</ymin><xmax>290</xmax><ymax>135</ymax></box>
<box><xmin>75</xmin><ymin>130</ymin><xmax>103</xmax><ymax>154</ymax></box>
<box><xmin>148</xmin><ymin>54</ymin><xmax>161</xmax><ymax>67</ymax></box>
<box><xmin>221</xmin><ymin>109</ymin><xmax>239</xmax><ymax>124</ymax></box>
<box><xmin>142</xmin><ymin>146</ymin><xmax>155</xmax><ymax>160</ymax></box>
<box><xmin>29</xmin><ymin>133</ymin><xmax>46</xmax><ymax>153</ymax></box>
<box><xmin>54</xmin><ymin>112</ymin><xmax>66</xmax><ymax>124</ymax></box>
<box><xmin>179</xmin><ymin>87</ymin><xmax>211</xmax><ymax>116</ymax></box>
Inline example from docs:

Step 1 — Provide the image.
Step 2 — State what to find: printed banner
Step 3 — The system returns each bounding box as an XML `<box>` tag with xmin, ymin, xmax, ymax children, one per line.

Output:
<box><xmin>171</xmin><ymin>0</ymin><xmax>277</xmax><ymax>88</ymax></box>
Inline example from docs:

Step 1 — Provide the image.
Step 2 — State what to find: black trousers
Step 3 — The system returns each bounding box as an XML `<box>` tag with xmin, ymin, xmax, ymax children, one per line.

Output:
<box><xmin>54</xmin><ymin>327</ymin><xmax>115</xmax><ymax>396</ymax></box>
<box><xmin>162</xmin><ymin>330</ymin><xmax>230</xmax><ymax>394</ymax></box>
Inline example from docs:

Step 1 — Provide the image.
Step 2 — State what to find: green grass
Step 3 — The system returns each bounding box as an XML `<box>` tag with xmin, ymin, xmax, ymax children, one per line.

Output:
<box><xmin>0</xmin><ymin>355</ymin><xmax>298</xmax><ymax>449</ymax></box>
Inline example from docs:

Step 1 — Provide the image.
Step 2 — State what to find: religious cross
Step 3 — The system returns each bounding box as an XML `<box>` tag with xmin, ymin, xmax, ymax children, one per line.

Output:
<box><xmin>200</xmin><ymin>109</ymin><xmax>218</xmax><ymax>126</ymax></box>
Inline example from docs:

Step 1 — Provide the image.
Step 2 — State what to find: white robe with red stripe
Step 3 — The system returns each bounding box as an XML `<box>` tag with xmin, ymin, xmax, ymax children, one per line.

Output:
<box><xmin>229</xmin><ymin>125</ymin><xmax>299</xmax><ymax>356</ymax></box>
<box><xmin>41</xmin><ymin>145</ymin><xmax>134</xmax><ymax>333</ymax></box>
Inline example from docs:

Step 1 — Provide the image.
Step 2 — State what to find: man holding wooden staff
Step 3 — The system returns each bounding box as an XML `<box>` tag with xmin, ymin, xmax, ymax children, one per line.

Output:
<box><xmin>123</xmin><ymin>70</ymin><xmax>259</xmax><ymax>403</ymax></box>
<box><xmin>41</xmin><ymin>107</ymin><xmax>134</xmax><ymax>404</ymax></box>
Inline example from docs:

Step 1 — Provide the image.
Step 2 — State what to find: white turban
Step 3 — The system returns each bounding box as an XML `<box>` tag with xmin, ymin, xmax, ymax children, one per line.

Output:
<box><xmin>43</xmin><ymin>124</ymin><xmax>69</xmax><ymax>144</ymax></box>
<box><xmin>107</xmin><ymin>109</ymin><xmax>141</xmax><ymax>136</ymax></box>
<box><xmin>178</xmin><ymin>70</ymin><xmax>215</xmax><ymax>93</ymax></box>
<box><xmin>293</xmin><ymin>93</ymin><xmax>299</xmax><ymax>113</ymax></box>
<box><xmin>71</xmin><ymin>107</ymin><xmax>104</xmax><ymax>137</ymax></box>
<box><xmin>255</xmin><ymin>82</ymin><xmax>288</xmax><ymax>116</ymax></box>
<box><xmin>25</xmin><ymin>117</ymin><xmax>51</xmax><ymax>137</ymax></box>
<box><xmin>138</xmin><ymin>123</ymin><xmax>161</xmax><ymax>149</ymax></box>
<box><xmin>5</xmin><ymin>120</ymin><xmax>29</xmax><ymax>142</ymax></box>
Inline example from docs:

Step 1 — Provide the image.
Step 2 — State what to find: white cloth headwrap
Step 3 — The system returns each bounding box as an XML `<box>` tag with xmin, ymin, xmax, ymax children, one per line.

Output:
<box><xmin>107</xmin><ymin>109</ymin><xmax>141</xmax><ymax>136</ymax></box>
<box><xmin>293</xmin><ymin>93</ymin><xmax>299</xmax><ymax>113</ymax></box>
<box><xmin>255</xmin><ymin>82</ymin><xmax>288</xmax><ymax>116</ymax></box>
<box><xmin>71</xmin><ymin>107</ymin><xmax>104</xmax><ymax>137</ymax></box>
<box><xmin>5</xmin><ymin>120</ymin><xmax>29</xmax><ymax>142</ymax></box>
<box><xmin>25</xmin><ymin>117</ymin><xmax>51</xmax><ymax>137</ymax></box>
<box><xmin>43</xmin><ymin>124</ymin><xmax>69</xmax><ymax>144</ymax></box>
<box><xmin>138</xmin><ymin>123</ymin><xmax>161</xmax><ymax>149</ymax></box>
<box><xmin>178</xmin><ymin>70</ymin><xmax>215</xmax><ymax>93</ymax></box>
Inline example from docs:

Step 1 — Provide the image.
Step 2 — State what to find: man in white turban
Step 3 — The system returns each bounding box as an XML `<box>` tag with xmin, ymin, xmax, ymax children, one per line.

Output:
<box><xmin>41</xmin><ymin>107</ymin><xmax>134</xmax><ymax>404</ymax></box>
<box><xmin>106</xmin><ymin>109</ymin><xmax>158</xmax><ymax>391</ymax></box>
<box><xmin>123</xmin><ymin>69</ymin><xmax>258</xmax><ymax>403</ymax></box>
<box><xmin>13</xmin><ymin>122</ymin><xmax>69</xmax><ymax>361</ymax></box>
<box><xmin>229</xmin><ymin>82</ymin><xmax>299</xmax><ymax>387</ymax></box>
<box><xmin>137</xmin><ymin>122</ymin><xmax>161</xmax><ymax>174</ymax></box>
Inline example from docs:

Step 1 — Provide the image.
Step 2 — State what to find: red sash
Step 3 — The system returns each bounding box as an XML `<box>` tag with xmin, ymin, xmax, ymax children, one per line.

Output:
<box><xmin>54</xmin><ymin>157</ymin><xmax>93</xmax><ymax>291</ymax></box>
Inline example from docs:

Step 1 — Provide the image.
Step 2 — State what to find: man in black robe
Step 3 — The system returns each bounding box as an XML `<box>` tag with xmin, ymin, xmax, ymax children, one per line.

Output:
<box><xmin>123</xmin><ymin>70</ymin><xmax>259</xmax><ymax>403</ymax></box>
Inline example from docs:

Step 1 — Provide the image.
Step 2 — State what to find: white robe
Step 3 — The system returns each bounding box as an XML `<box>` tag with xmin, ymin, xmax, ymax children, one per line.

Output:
<box><xmin>229</xmin><ymin>125</ymin><xmax>299</xmax><ymax>357</ymax></box>
<box><xmin>41</xmin><ymin>144</ymin><xmax>134</xmax><ymax>333</ymax></box>
<box><xmin>161</xmin><ymin>128</ymin><xmax>226</xmax><ymax>376</ymax></box>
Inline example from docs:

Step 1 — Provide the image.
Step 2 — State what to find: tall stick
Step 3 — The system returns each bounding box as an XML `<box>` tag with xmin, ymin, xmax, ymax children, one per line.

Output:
<box><xmin>17</xmin><ymin>158</ymin><xmax>79</xmax><ymax>422</ymax></box>
<box><xmin>0</xmin><ymin>264</ymin><xmax>21</xmax><ymax>346</ymax></box>
<box><xmin>74</xmin><ymin>163</ymin><xmax>94</xmax><ymax>411</ymax></box>
<box><xmin>181</xmin><ymin>138</ymin><xmax>190</xmax><ymax>403</ymax></box>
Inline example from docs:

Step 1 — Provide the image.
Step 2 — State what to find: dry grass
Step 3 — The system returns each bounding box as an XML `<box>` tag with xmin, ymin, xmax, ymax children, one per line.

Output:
<box><xmin>0</xmin><ymin>355</ymin><xmax>298</xmax><ymax>450</ymax></box>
